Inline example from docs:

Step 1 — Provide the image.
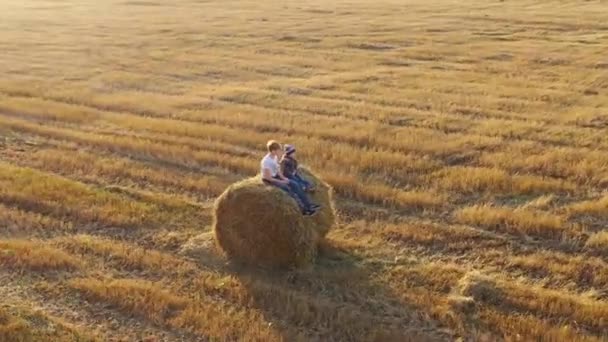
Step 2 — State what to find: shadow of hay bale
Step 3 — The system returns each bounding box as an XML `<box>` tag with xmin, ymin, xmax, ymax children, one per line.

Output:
<box><xmin>212</xmin><ymin>169</ymin><xmax>335</xmax><ymax>269</ymax></box>
<box><xmin>230</xmin><ymin>239</ymin><xmax>445</xmax><ymax>341</ymax></box>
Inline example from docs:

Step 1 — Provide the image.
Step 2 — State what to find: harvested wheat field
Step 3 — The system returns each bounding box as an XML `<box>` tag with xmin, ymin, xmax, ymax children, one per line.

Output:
<box><xmin>1</xmin><ymin>0</ymin><xmax>607</xmax><ymax>341</ymax></box>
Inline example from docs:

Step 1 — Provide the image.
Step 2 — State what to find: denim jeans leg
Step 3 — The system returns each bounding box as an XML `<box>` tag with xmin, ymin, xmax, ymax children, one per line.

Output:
<box><xmin>287</xmin><ymin>180</ymin><xmax>312</xmax><ymax>209</ymax></box>
<box><xmin>287</xmin><ymin>174</ymin><xmax>310</xmax><ymax>190</ymax></box>
<box><xmin>294</xmin><ymin>173</ymin><xmax>312</xmax><ymax>189</ymax></box>
<box><xmin>274</xmin><ymin>182</ymin><xmax>305</xmax><ymax>210</ymax></box>
<box><xmin>286</xmin><ymin>175</ymin><xmax>304</xmax><ymax>190</ymax></box>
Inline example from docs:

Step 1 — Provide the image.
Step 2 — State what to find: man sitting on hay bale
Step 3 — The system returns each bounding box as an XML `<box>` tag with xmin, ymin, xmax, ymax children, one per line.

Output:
<box><xmin>261</xmin><ymin>140</ymin><xmax>320</xmax><ymax>216</ymax></box>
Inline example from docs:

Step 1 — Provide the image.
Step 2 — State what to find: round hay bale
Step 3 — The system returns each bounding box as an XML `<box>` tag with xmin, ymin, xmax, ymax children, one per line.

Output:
<box><xmin>213</xmin><ymin>177</ymin><xmax>319</xmax><ymax>268</ymax></box>
<box><xmin>298</xmin><ymin>167</ymin><xmax>336</xmax><ymax>237</ymax></box>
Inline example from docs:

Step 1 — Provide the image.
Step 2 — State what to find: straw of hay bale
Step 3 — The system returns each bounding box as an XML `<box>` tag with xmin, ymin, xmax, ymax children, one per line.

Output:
<box><xmin>297</xmin><ymin>167</ymin><xmax>336</xmax><ymax>237</ymax></box>
<box><xmin>212</xmin><ymin>177</ymin><xmax>315</xmax><ymax>268</ymax></box>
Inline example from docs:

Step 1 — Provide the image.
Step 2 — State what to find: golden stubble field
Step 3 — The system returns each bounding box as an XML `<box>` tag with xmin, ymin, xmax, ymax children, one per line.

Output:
<box><xmin>0</xmin><ymin>0</ymin><xmax>607</xmax><ymax>341</ymax></box>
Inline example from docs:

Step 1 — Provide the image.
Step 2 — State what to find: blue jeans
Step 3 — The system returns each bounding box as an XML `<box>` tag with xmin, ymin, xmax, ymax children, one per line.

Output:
<box><xmin>286</xmin><ymin>173</ymin><xmax>312</xmax><ymax>191</ymax></box>
<box><xmin>265</xmin><ymin>176</ymin><xmax>313</xmax><ymax>211</ymax></box>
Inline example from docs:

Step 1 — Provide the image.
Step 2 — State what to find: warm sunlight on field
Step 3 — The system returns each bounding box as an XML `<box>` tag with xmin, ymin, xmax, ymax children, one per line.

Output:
<box><xmin>1</xmin><ymin>0</ymin><xmax>607</xmax><ymax>340</ymax></box>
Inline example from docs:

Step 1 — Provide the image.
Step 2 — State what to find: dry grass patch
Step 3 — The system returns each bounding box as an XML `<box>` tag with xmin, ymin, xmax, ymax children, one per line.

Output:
<box><xmin>454</xmin><ymin>205</ymin><xmax>568</xmax><ymax>239</ymax></box>
<box><xmin>0</xmin><ymin>162</ymin><xmax>156</xmax><ymax>227</ymax></box>
<box><xmin>508</xmin><ymin>251</ymin><xmax>608</xmax><ymax>288</ymax></box>
<box><xmin>69</xmin><ymin>278</ymin><xmax>187</xmax><ymax>324</ymax></box>
<box><xmin>585</xmin><ymin>231</ymin><xmax>608</xmax><ymax>250</ymax></box>
<box><xmin>69</xmin><ymin>277</ymin><xmax>279</xmax><ymax>341</ymax></box>
<box><xmin>0</xmin><ymin>306</ymin><xmax>98</xmax><ymax>342</ymax></box>
<box><xmin>0</xmin><ymin>94</ymin><xmax>100</xmax><ymax>124</ymax></box>
<box><xmin>499</xmin><ymin>282</ymin><xmax>608</xmax><ymax>334</ymax></box>
<box><xmin>24</xmin><ymin>148</ymin><xmax>230</xmax><ymax>198</ymax></box>
<box><xmin>431</xmin><ymin>166</ymin><xmax>574</xmax><ymax>195</ymax></box>
<box><xmin>381</xmin><ymin>221</ymin><xmax>484</xmax><ymax>249</ymax></box>
<box><xmin>479</xmin><ymin>148</ymin><xmax>608</xmax><ymax>184</ymax></box>
<box><xmin>0</xmin><ymin>239</ymin><xmax>81</xmax><ymax>272</ymax></box>
<box><xmin>326</xmin><ymin>172</ymin><xmax>445</xmax><ymax>209</ymax></box>
<box><xmin>521</xmin><ymin>194</ymin><xmax>556</xmax><ymax>210</ymax></box>
<box><xmin>56</xmin><ymin>235</ymin><xmax>196</xmax><ymax>276</ymax></box>
<box><xmin>0</xmin><ymin>204</ymin><xmax>72</xmax><ymax>236</ymax></box>
<box><xmin>568</xmin><ymin>195</ymin><xmax>608</xmax><ymax>219</ymax></box>
<box><xmin>0</xmin><ymin>116</ymin><xmax>260</xmax><ymax>176</ymax></box>
<box><xmin>479</xmin><ymin>309</ymin><xmax>603</xmax><ymax>342</ymax></box>
<box><xmin>388</xmin><ymin>261</ymin><xmax>465</xmax><ymax>294</ymax></box>
<box><xmin>0</xmin><ymin>308</ymin><xmax>31</xmax><ymax>342</ymax></box>
<box><xmin>453</xmin><ymin>271</ymin><xmax>608</xmax><ymax>338</ymax></box>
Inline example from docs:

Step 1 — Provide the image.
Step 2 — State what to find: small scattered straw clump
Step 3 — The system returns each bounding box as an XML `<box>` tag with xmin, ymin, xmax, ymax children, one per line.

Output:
<box><xmin>455</xmin><ymin>271</ymin><xmax>502</xmax><ymax>305</ymax></box>
<box><xmin>447</xmin><ymin>294</ymin><xmax>476</xmax><ymax>314</ymax></box>
<box><xmin>180</xmin><ymin>231</ymin><xmax>221</xmax><ymax>262</ymax></box>
<box><xmin>213</xmin><ymin>169</ymin><xmax>335</xmax><ymax>268</ymax></box>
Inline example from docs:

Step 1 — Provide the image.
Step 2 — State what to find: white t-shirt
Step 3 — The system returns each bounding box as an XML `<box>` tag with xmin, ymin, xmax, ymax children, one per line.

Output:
<box><xmin>261</xmin><ymin>153</ymin><xmax>279</xmax><ymax>177</ymax></box>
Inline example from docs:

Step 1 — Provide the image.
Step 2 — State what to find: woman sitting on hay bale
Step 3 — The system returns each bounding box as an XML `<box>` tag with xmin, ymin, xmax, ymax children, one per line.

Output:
<box><xmin>260</xmin><ymin>140</ymin><xmax>320</xmax><ymax>216</ymax></box>
<box><xmin>280</xmin><ymin>144</ymin><xmax>315</xmax><ymax>193</ymax></box>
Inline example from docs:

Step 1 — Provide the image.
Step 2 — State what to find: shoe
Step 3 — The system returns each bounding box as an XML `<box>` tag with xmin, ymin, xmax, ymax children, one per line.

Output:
<box><xmin>303</xmin><ymin>209</ymin><xmax>318</xmax><ymax>216</ymax></box>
